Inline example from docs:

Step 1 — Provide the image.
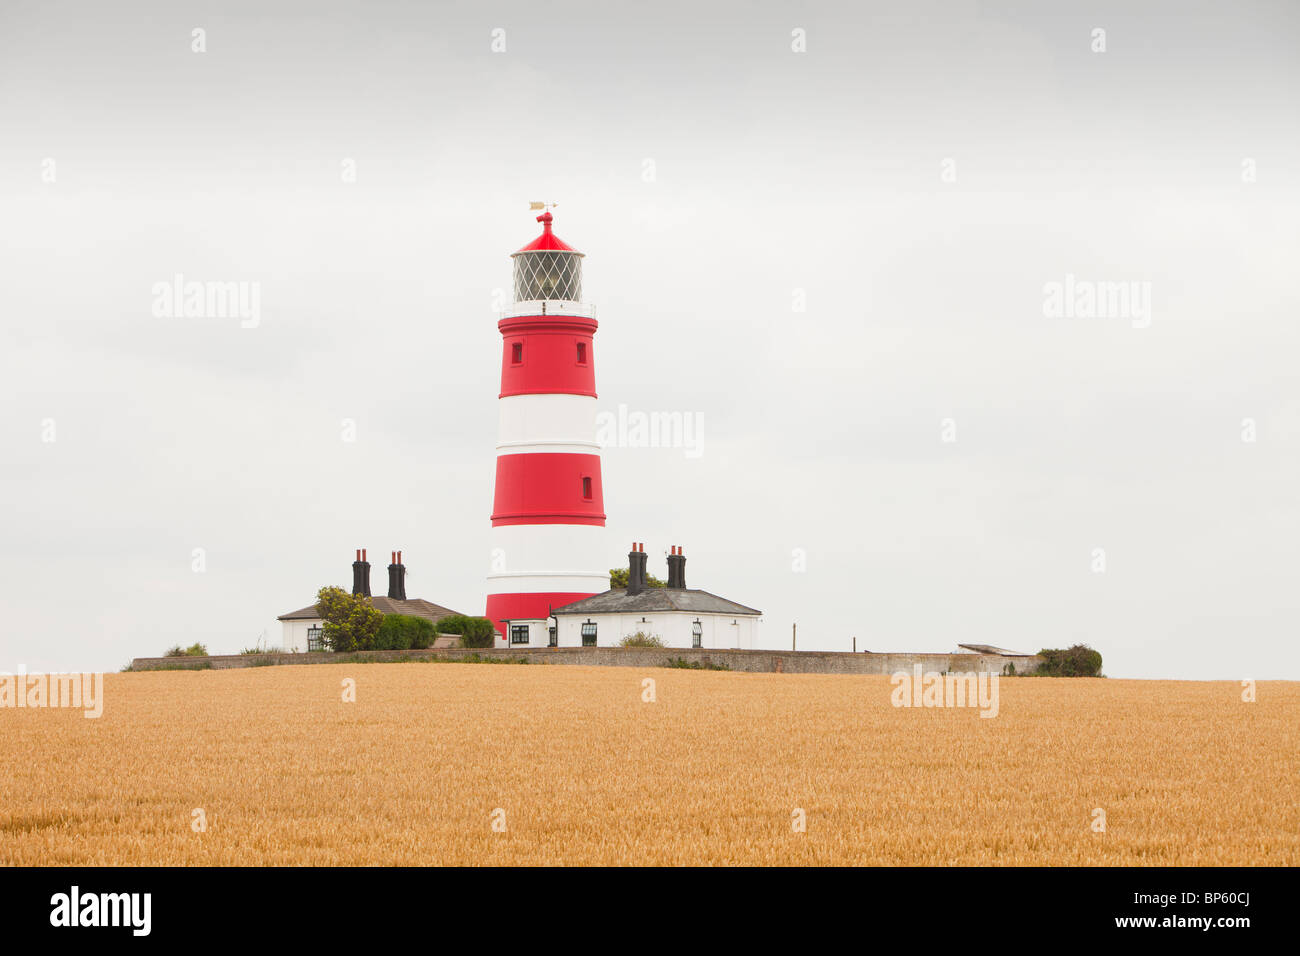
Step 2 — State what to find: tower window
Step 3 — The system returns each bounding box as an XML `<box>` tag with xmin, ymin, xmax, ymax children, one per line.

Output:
<box><xmin>582</xmin><ymin>476</ymin><xmax>592</xmax><ymax>499</ymax></box>
<box><xmin>576</xmin><ymin>342</ymin><xmax>587</xmax><ymax>364</ymax></box>
<box><xmin>511</xmin><ymin>342</ymin><xmax>523</xmax><ymax>364</ymax></box>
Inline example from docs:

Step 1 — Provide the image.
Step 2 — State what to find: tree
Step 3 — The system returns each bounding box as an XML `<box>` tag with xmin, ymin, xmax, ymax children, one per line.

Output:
<box><xmin>609</xmin><ymin>568</ymin><xmax>667</xmax><ymax>589</ymax></box>
<box><xmin>316</xmin><ymin>586</ymin><xmax>383</xmax><ymax>652</ymax></box>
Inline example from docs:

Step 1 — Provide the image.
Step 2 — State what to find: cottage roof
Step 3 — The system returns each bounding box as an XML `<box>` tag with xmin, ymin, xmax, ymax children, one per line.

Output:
<box><xmin>551</xmin><ymin>588</ymin><xmax>761</xmax><ymax>617</ymax></box>
<box><xmin>277</xmin><ymin>597</ymin><xmax>461</xmax><ymax>623</ymax></box>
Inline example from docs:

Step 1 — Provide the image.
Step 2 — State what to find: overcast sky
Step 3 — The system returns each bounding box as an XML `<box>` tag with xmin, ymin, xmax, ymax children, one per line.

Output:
<box><xmin>2</xmin><ymin>1</ymin><xmax>1297</xmax><ymax>679</ymax></box>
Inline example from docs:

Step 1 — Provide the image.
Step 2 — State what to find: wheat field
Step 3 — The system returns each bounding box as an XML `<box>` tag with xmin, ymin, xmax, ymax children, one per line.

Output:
<box><xmin>1</xmin><ymin>664</ymin><xmax>1296</xmax><ymax>865</ymax></box>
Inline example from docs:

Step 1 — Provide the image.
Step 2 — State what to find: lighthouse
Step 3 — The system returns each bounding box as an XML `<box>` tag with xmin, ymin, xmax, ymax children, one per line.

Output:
<box><xmin>486</xmin><ymin>209</ymin><xmax>609</xmax><ymax>646</ymax></box>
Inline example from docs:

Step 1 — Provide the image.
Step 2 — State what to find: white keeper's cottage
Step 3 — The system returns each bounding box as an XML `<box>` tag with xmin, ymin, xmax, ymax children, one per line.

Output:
<box><xmin>499</xmin><ymin>544</ymin><xmax>762</xmax><ymax>649</ymax></box>
<box><xmin>277</xmin><ymin>550</ymin><xmax>461</xmax><ymax>652</ymax></box>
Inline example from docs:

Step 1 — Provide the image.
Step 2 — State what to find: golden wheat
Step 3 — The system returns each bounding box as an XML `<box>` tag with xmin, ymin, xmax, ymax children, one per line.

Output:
<box><xmin>1</xmin><ymin>665</ymin><xmax>1296</xmax><ymax>865</ymax></box>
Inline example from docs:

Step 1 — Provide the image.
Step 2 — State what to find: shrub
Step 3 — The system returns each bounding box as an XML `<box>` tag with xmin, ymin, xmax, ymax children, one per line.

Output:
<box><xmin>436</xmin><ymin>615</ymin><xmax>496</xmax><ymax>649</ymax></box>
<box><xmin>1035</xmin><ymin>644</ymin><xmax>1103</xmax><ymax>677</ymax></box>
<box><xmin>375</xmin><ymin>614</ymin><xmax>436</xmax><ymax>650</ymax></box>
<box><xmin>316</xmin><ymin>586</ymin><xmax>383</xmax><ymax>652</ymax></box>
<box><xmin>619</xmin><ymin>632</ymin><xmax>665</xmax><ymax>647</ymax></box>
<box><xmin>164</xmin><ymin>643</ymin><xmax>209</xmax><ymax>658</ymax></box>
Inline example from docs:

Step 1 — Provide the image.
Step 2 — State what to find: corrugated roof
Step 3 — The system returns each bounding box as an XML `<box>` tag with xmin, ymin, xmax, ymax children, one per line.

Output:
<box><xmin>277</xmin><ymin>597</ymin><xmax>462</xmax><ymax>623</ymax></box>
<box><xmin>552</xmin><ymin>588</ymin><xmax>761</xmax><ymax>616</ymax></box>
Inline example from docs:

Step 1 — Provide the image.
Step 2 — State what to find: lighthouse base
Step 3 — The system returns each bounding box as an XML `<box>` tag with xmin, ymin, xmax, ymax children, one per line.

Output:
<box><xmin>486</xmin><ymin>591</ymin><xmax>601</xmax><ymax>643</ymax></box>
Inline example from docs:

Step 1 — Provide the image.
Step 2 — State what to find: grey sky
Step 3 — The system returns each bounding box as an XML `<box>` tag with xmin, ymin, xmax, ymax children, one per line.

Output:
<box><xmin>2</xmin><ymin>1</ymin><xmax>1297</xmax><ymax>678</ymax></box>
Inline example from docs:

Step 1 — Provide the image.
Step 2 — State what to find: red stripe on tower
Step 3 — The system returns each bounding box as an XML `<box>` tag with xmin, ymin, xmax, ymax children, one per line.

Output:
<box><xmin>485</xmin><ymin>209</ymin><xmax>609</xmax><ymax>641</ymax></box>
<box><xmin>492</xmin><ymin>452</ymin><xmax>605</xmax><ymax>526</ymax></box>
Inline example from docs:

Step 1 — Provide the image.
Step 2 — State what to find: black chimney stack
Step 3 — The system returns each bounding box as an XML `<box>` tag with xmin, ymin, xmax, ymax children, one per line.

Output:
<box><xmin>626</xmin><ymin>542</ymin><xmax>647</xmax><ymax>596</ymax></box>
<box><xmin>667</xmin><ymin>545</ymin><xmax>687</xmax><ymax>589</ymax></box>
<box><xmin>351</xmin><ymin>549</ymin><xmax>372</xmax><ymax>597</ymax></box>
<box><xmin>387</xmin><ymin>550</ymin><xmax>407</xmax><ymax>600</ymax></box>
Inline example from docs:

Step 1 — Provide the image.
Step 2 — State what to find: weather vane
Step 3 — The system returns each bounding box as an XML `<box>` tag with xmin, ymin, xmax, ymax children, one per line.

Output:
<box><xmin>528</xmin><ymin>200</ymin><xmax>559</xmax><ymax>212</ymax></box>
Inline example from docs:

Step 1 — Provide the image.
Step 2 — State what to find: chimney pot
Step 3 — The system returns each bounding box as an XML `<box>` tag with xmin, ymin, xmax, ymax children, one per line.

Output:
<box><xmin>387</xmin><ymin>549</ymin><xmax>406</xmax><ymax>600</ymax></box>
<box><xmin>667</xmin><ymin>545</ymin><xmax>687</xmax><ymax>589</ymax></box>
<box><xmin>352</xmin><ymin>549</ymin><xmax>372</xmax><ymax>597</ymax></box>
<box><xmin>627</xmin><ymin>543</ymin><xmax>648</xmax><ymax>595</ymax></box>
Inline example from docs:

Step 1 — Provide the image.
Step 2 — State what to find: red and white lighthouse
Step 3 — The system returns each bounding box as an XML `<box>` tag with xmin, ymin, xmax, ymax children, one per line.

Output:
<box><xmin>486</xmin><ymin>210</ymin><xmax>608</xmax><ymax>644</ymax></box>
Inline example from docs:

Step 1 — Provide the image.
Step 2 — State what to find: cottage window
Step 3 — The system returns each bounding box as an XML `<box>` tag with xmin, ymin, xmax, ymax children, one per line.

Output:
<box><xmin>307</xmin><ymin>626</ymin><xmax>325</xmax><ymax>652</ymax></box>
<box><xmin>581</xmin><ymin>621</ymin><xmax>598</xmax><ymax>647</ymax></box>
<box><xmin>510</xmin><ymin>624</ymin><xmax>529</xmax><ymax>645</ymax></box>
<box><xmin>691</xmin><ymin>620</ymin><xmax>702</xmax><ymax>649</ymax></box>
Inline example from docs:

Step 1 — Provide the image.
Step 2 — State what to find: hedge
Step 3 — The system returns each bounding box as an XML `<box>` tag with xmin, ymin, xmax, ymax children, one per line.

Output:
<box><xmin>375</xmin><ymin>614</ymin><xmax>437</xmax><ymax>650</ymax></box>
<box><xmin>434</xmin><ymin>615</ymin><xmax>497</xmax><ymax>648</ymax></box>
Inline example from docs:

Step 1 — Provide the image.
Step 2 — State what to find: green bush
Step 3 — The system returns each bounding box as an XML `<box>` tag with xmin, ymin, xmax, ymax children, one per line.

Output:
<box><xmin>619</xmin><ymin>632</ymin><xmax>665</xmax><ymax>647</ymax></box>
<box><xmin>435</xmin><ymin>615</ymin><xmax>497</xmax><ymax>648</ymax></box>
<box><xmin>164</xmin><ymin>643</ymin><xmax>209</xmax><ymax>657</ymax></box>
<box><xmin>316</xmin><ymin>586</ymin><xmax>383</xmax><ymax>652</ymax></box>
<box><xmin>1036</xmin><ymin>644</ymin><xmax>1103</xmax><ymax>677</ymax></box>
<box><xmin>375</xmin><ymin>614</ymin><xmax>436</xmax><ymax>650</ymax></box>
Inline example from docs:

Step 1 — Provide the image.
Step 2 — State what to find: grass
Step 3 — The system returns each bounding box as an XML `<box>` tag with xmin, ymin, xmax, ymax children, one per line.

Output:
<box><xmin>3</xmin><ymin>666</ymin><xmax>1296</xmax><ymax>865</ymax></box>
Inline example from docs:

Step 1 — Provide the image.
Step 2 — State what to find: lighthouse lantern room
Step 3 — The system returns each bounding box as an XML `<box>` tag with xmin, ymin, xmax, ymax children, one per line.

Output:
<box><xmin>486</xmin><ymin>210</ymin><xmax>609</xmax><ymax>645</ymax></box>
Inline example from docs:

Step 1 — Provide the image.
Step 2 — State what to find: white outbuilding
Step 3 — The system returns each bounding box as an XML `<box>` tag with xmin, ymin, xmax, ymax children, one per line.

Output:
<box><xmin>501</xmin><ymin>544</ymin><xmax>762</xmax><ymax>649</ymax></box>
